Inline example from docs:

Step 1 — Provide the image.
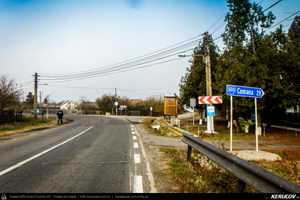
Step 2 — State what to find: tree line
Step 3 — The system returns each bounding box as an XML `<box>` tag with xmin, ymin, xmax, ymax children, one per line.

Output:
<box><xmin>95</xmin><ymin>94</ymin><xmax>164</xmax><ymax>116</ymax></box>
<box><xmin>179</xmin><ymin>0</ymin><xmax>300</xmax><ymax>125</ymax></box>
<box><xmin>0</xmin><ymin>78</ymin><xmax>165</xmax><ymax>116</ymax></box>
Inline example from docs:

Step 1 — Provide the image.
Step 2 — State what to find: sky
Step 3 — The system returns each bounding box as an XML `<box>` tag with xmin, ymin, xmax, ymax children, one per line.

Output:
<box><xmin>0</xmin><ymin>0</ymin><xmax>299</xmax><ymax>102</ymax></box>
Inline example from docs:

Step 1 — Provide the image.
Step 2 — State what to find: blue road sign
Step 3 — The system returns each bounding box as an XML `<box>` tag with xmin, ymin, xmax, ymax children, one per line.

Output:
<box><xmin>226</xmin><ymin>85</ymin><xmax>264</xmax><ymax>98</ymax></box>
<box><xmin>207</xmin><ymin>106</ymin><xmax>215</xmax><ymax>117</ymax></box>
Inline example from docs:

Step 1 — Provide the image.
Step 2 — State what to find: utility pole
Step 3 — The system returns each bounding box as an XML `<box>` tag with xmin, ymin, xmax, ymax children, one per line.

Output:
<box><xmin>40</xmin><ymin>91</ymin><xmax>42</xmax><ymax>105</ymax></box>
<box><xmin>204</xmin><ymin>32</ymin><xmax>214</xmax><ymax>133</ymax></box>
<box><xmin>33</xmin><ymin>72</ymin><xmax>38</xmax><ymax>118</ymax></box>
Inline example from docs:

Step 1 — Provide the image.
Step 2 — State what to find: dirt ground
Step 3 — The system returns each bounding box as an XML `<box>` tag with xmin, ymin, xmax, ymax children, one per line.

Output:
<box><xmin>135</xmin><ymin>122</ymin><xmax>185</xmax><ymax>192</ymax></box>
<box><xmin>143</xmin><ymin>144</ymin><xmax>180</xmax><ymax>192</ymax></box>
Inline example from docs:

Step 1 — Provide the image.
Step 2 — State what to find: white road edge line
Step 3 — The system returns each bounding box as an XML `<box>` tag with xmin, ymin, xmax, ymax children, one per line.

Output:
<box><xmin>0</xmin><ymin>126</ymin><xmax>94</xmax><ymax>177</ymax></box>
<box><xmin>133</xmin><ymin>176</ymin><xmax>143</xmax><ymax>193</ymax></box>
<box><xmin>133</xmin><ymin>125</ymin><xmax>157</xmax><ymax>193</ymax></box>
<box><xmin>134</xmin><ymin>154</ymin><xmax>141</xmax><ymax>164</ymax></box>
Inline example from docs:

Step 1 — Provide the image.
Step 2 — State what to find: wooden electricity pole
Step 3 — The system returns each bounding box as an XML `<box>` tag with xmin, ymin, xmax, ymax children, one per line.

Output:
<box><xmin>33</xmin><ymin>72</ymin><xmax>38</xmax><ymax>118</ymax></box>
<box><xmin>204</xmin><ymin>32</ymin><xmax>214</xmax><ymax>133</ymax></box>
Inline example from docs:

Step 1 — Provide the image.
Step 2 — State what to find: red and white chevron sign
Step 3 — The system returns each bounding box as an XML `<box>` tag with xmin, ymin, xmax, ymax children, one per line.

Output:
<box><xmin>198</xmin><ymin>96</ymin><xmax>222</xmax><ymax>104</ymax></box>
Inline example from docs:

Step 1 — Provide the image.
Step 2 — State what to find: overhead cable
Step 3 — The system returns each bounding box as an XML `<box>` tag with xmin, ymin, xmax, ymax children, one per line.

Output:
<box><xmin>39</xmin><ymin>57</ymin><xmax>184</xmax><ymax>83</ymax></box>
<box><xmin>39</xmin><ymin>48</ymin><xmax>193</xmax><ymax>81</ymax></box>
<box><xmin>40</xmin><ymin>38</ymin><xmax>203</xmax><ymax>77</ymax></box>
<box><xmin>267</xmin><ymin>10</ymin><xmax>300</xmax><ymax>30</ymax></box>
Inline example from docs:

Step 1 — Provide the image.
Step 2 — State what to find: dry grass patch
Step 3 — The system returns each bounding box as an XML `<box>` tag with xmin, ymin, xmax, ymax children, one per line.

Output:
<box><xmin>253</xmin><ymin>150</ymin><xmax>300</xmax><ymax>185</ymax></box>
<box><xmin>0</xmin><ymin>116</ymin><xmax>56</xmax><ymax>137</ymax></box>
<box><xmin>142</xmin><ymin>118</ymin><xmax>181</xmax><ymax>137</ymax></box>
<box><xmin>160</xmin><ymin>147</ymin><xmax>256</xmax><ymax>193</ymax></box>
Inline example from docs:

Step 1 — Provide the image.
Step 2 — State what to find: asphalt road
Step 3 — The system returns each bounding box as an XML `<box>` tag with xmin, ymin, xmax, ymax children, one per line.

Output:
<box><xmin>0</xmin><ymin>115</ymin><xmax>151</xmax><ymax>193</ymax></box>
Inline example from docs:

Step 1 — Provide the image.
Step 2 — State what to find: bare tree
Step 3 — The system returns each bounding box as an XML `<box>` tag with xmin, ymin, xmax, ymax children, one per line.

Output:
<box><xmin>0</xmin><ymin>75</ymin><xmax>21</xmax><ymax>111</ymax></box>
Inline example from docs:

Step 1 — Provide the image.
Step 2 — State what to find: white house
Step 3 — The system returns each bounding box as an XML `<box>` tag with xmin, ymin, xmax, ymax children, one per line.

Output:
<box><xmin>60</xmin><ymin>101</ymin><xmax>79</xmax><ymax>110</ymax></box>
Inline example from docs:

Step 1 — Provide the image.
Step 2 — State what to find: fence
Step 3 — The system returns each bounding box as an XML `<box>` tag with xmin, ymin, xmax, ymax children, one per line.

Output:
<box><xmin>182</xmin><ymin>132</ymin><xmax>300</xmax><ymax>193</ymax></box>
<box><xmin>269</xmin><ymin>125</ymin><xmax>300</xmax><ymax>136</ymax></box>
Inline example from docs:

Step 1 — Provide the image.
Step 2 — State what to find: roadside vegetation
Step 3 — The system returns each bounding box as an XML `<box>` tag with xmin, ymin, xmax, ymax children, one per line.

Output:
<box><xmin>178</xmin><ymin>122</ymin><xmax>256</xmax><ymax>140</ymax></box>
<box><xmin>142</xmin><ymin>118</ymin><xmax>181</xmax><ymax>137</ymax></box>
<box><xmin>96</xmin><ymin>94</ymin><xmax>165</xmax><ymax>116</ymax></box>
<box><xmin>160</xmin><ymin>146</ymin><xmax>256</xmax><ymax>193</ymax></box>
<box><xmin>253</xmin><ymin>150</ymin><xmax>300</xmax><ymax>185</ymax></box>
<box><xmin>159</xmin><ymin>147</ymin><xmax>300</xmax><ymax>193</ymax></box>
<box><xmin>147</xmin><ymin>117</ymin><xmax>257</xmax><ymax>140</ymax></box>
<box><xmin>0</xmin><ymin>115</ymin><xmax>56</xmax><ymax>137</ymax></box>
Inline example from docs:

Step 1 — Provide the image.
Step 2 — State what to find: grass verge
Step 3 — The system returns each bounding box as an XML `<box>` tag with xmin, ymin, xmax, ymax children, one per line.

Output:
<box><xmin>165</xmin><ymin>118</ymin><xmax>258</xmax><ymax>140</ymax></box>
<box><xmin>160</xmin><ymin>146</ymin><xmax>256</xmax><ymax>193</ymax></box>
<box><xmin>142</xmin><ymin>118</ymin><xmax>181</xmax><ymax>137</ymax></box>
<box><xmin>253</xmin><ymin>150</ymin><xmax>300</xmax><ymax>185</ymax></box>
<box><xmin>160</xmin><ymin>147</ymin><xmax>300</xmax><ymax>192</ymax></box>
<box><xmin>0</xmin><ymin>115</ymin><xmax>56</xmax><ymax>137</ymax></box>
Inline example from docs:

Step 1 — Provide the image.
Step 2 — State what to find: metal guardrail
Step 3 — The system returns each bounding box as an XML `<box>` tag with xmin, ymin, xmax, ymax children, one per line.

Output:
<box><xmin>271</xmin><ymin>125</ymin><xmax>300</xmax><ymax>132</ymax></box>
<box><xmin>182</xmin><ymin>132</ymin><xmax>300</xmax><ymax>193</ymax></box>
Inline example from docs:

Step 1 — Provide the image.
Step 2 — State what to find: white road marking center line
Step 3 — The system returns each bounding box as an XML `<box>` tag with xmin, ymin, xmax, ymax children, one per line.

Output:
<box><xmin>0</xmin><ymin>126</ymin><xmax>94</xmax><ymax>177</ymax></box>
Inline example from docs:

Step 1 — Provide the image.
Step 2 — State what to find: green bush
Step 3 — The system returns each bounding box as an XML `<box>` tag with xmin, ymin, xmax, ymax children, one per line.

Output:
<box><xmin>238</xmin><ymin>117</ymin><xmax>253</xmax><ymax>133</ymax></box>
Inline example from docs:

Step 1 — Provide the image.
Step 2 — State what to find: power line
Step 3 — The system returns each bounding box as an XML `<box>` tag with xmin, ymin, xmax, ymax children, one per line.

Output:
<box><xmin>20</xmin><ymin>86</ymin><xmax>33</xmax><ymax>90</ymax></box>
<box><xmin>38</xmin><ymin>12</ymin><xmax>227</xmax><ymax>82</ymax></box>
<box><xmin>207</xmin><ymin>13</ymin><xmax>226</xmax><ymax>32</ymax></box>
<box><xmin>39</xmin><ymin>41</ymin><xmax>199</xmax><ymax>81</ymax></box>
<box><xmin>258</xmin><ymin>0</ymin><xmax>266</xmax><ymax>4</ymax></box>
<box><xmin>210</xmin><ymin>0</ymin><xmax>269</xmax><ymax>38</ymax></box>
<box><xmin>40</xmin><ymin>38</ymin><xmax>203</xmax><ymax>78</ymax></box>
<box><xmin>39</xmin><ymin>49</ymin><xmax>193</xmax><ymax>82</ymax></box>
<box><xmin>267</xmin><ymin>10</ymin><xmax>300</xmax><ymax>30</ymax></box>
<box><xmin>46</xmin><ymin>85</ymin><xmax>115</xmax><ymax>90</ymax></box>
<box><xmin>39</xmin><ymin>11</ymin><xmax>232</xmax><ymax>80</ymax></box>
<box><xmin>211</xmin><ymin>22</ymin><xmax>226</xmax><ymax>36</ymax></box>
<box><xmin>39</xmin><ymin>34</ymin><xmax>223</xmax><ymax>83</ymax></box>
<box><xmin>35</xmin><ymin>0</ymin><xmax>272</xmax><ymax>84</ymax></box>
<box><xmin>282</xmin><ymin>21</ymin><xmax>293</xmax><ymax>28</ymax></box>
<box><xmin>126</xmin><ymin>87</ymin><xmax>178</xmax><ymax>91</ymax></box>
<box><xmin>39</xmin><ymin>57</ymin><xmax>184</xmax><ymax>84</ymax></box>
<box><xmin>118</xmin><ymin>88</ymin><xmax>153</xmax><ymax>96</ymax></box>
<box><xmin>262</xmin><ymin>0</ymin><xmax>282</xmax><ymax>12</ymax></box>
<box><xmin>18</xmin><ymin>81</ymin><xmax>33</xmax><ymax>87</ymax></box>
<box><xmin>45</xmin><ymin>84</ymin><xmax>177</xmax><ymax>92</ymax></box>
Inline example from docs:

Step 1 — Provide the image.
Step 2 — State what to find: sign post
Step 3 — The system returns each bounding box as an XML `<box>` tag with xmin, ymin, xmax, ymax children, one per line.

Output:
<box><xmin>255</xmin><ymin>98</ymin><xmax>258</xmax><ymax>152</ymax></box>
<box><xmin>114</xmin><ymin>101</ymin><xmax>118</xmax><ymax>116</ymax></box>
<box><xmin>120</xmin><ymin>105</ymin><xmax>127</xmax><ymax>116</ymax></box>
<box><xmin>190</xmin><ymin>98</ymin><xmax>196</xmax><ymax>126</ymax></box>
<box><xmin>198</xmin><ymin>96</ymin><xmax>222</xmax><ymax>133</ymax></box>
<box><xmin>230</xmin><ymin>95</ymin><xmax>233</xmax><ymax>152</ymax></box>
<box><xmin>150</xmin><ymin>106</ymin><xmax>153</xmax><ymax>116</ymax></box>
<box><xmin>226</xmin><ymin>85</ymin><xmax>264</xmax><ymax>152</ymax></box>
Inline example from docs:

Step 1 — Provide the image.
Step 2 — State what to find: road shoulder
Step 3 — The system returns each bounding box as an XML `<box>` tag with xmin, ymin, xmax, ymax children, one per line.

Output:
<box><xmin>134</xmin><ymin>120</ymin><xmax>186</xmax><ymax>192</ymax></box>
